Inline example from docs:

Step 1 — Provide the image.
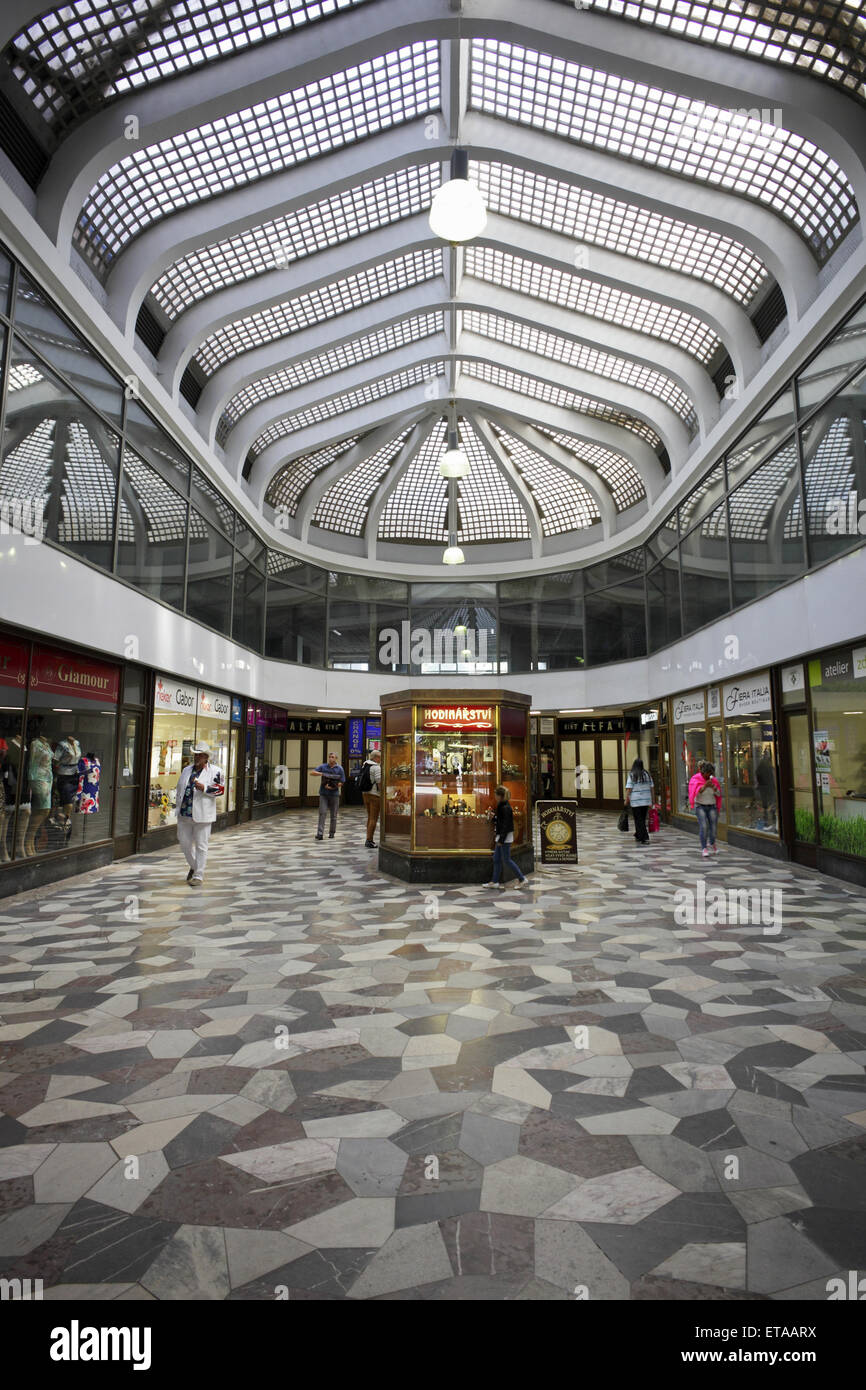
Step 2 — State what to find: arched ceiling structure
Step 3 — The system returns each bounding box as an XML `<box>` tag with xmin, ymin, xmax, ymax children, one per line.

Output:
<box><xmin>1</xmin><ymin>0</ymin><xmax>864</xmax><ymax>569</ymax></box>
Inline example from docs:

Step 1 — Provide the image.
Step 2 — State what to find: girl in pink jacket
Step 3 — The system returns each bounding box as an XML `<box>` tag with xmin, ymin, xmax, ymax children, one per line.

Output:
<box><xmin>688</xmin><ymin>760</ymin><xmax>722</xmax><ymax>857</ymax></box>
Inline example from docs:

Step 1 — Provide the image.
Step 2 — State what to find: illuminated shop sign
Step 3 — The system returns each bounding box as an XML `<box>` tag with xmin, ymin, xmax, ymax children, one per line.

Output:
<box><xmin>672</xmin><ymin>693</ymin><xmax>705</xmax><ymax>725</ymax></box>
<box><xmin>723</xmin><ymin>672</ymin><xmax>771</xmax><ymax>716</ymax></box>
<box><xmin>421</xmin><ymin>706</ymin><xmax>494</xmax><ymax>730</ymax></box>
<box><xmin>0</xmin><ymin>639</ymin><xmax>28</xmax><ymax>690</ymax></box>
<box><xmin>198</xmin><ymin>688</ymin><xmax>232</xmax><ymax>720</ymax></box>
<box><xmin>154</xmin><ymin>675</ymin><xmax>197</xmax><ymax>713</ymax></box>
<box><xmin>32</xmin><ymin>647</ymin><xmax>119</xmax><ymax>703</ymax></box>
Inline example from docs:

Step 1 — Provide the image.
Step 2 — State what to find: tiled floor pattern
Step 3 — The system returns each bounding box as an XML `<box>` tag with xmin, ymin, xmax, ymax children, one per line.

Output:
<box><xmin>1</xmin><ymin>810</ymin><xmax>865</xmax><ymax>1301</ymax></box>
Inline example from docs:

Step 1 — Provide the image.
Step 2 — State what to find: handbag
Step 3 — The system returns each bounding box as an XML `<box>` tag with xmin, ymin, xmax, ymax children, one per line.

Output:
<box><xmin>648</xmin><ymin>804</ymin><xmax>660</xmax><ymax>834</ymax></box>
<box><xmin>617</xmin><ymin>807</ymin><xmax>630</xmax><ymax>832</ymax></box>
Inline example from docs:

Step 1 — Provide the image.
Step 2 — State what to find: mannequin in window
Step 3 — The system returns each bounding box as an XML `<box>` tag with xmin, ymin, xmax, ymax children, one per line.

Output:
<box><xmin>25</xmin><ymin>723</ymin><xmax>53</xmax><ymax>855</ymax></box>
<box><xmin>0</xmin><ymin>739</ymin><xmax>11</xmax><ymax>862</ymax></box>
<box><xmin>5</xmin><ymin>733</ymin><xmax>30</xmax><ymax>857</ymax></box>
<box><xmin>54</xmin><ymin>730</ymin><xmax>82</xmax><ymax>835</ymax></box>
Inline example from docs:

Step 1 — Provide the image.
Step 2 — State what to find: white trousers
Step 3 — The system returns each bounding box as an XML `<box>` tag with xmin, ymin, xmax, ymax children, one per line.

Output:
<box><xmin>177</xmin><ymin>817</ymin><xmax>212</xmax><ymax>879</ymax></box>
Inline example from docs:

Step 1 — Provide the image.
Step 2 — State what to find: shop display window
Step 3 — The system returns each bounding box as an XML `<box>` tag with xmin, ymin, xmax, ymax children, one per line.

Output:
<box><xmin>674</xmin><ymin>723</ymin><xmax>707</xmax><ymax>817</ymax></box>
<box><xmin>383</xmin><ymin>733</ymin><xmax>412</xmax><ymax>840</ymax></box>
<box><xmin>0</xmin><ymin>690</ymin><xmax>26</xmax><ymax>864</ymax></box>
<box><xmin>147</xmin><ymin>679</ymin><xmax>231</xmax><ymax>830</ymax></box>
<box><xmin>724</xmin><ymin>719</ymin><xmax>778</xmax><ymax>835</ymax></box>
<box><xmin>809</xmin><ymin>649</ymin><xmax>866</xmax><ymax>858</ymax></box>
<box><xmin>414</xmin><ymin>731</ymin><xmax>498</xmax><ymax>850</ymax></box>
<box><xmin>21</xmin><ymin>647</ymin><xmax>118</xmax><ymax>858</ymax></box>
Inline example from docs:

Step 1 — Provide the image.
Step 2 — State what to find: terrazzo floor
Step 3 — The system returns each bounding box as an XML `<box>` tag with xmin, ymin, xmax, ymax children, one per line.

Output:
<box><xmin>1</xmin><ymin>809</ymin><xmax>865</xmax><ymax>1301</ymax></box>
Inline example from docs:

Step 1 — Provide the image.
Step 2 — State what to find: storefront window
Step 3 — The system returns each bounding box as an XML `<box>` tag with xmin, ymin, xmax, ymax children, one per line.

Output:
<box><xmin>723</xmin><ymin>673</ymin><xmax>778</xmax><ymax>835</ymax></box>
<box><xmin>149</xmin><ymin>678</ymin><xmax>198</xmax><ymax>829</ymax></box>
<box><xmin>0</xmin><ymin>637</ymin><xmax>29</xmax><ymax>862</ymax></box>
<box><xmin>809</xmin><ymin>645</ymin><xmax>866</xmax><ymax>858</ymax></box>
<box><xmin>414</xmin><ymin>730</ymin><xmax>498</xmax><ymax>849</ymax></box>
<box><xmin>22</xmin><ymin>646</ymin><xmax>118</xmax><ymax>857</ymax></box>
<box><xmin>383</xmin><ymin>733</ymin><xmax>412</xmax><ymax>840</ymax></box>
<box><xmin>673</xmin><ymin>691</ymin><xmax>706</xmax><ymax>817</ymax></box>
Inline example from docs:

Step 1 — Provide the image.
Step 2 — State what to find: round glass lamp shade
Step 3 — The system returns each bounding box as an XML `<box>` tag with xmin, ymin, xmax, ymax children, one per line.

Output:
<box><xmin>442</xmin><ymin>545</ymin><xmax>466</xmax><ymax>565</ymax></box>
<box><xmin>428</xmin><ymin>179</ymin><xmax>487</xmax><ymax>243</ymax></box>
<box><xmin>439</xmin><ymin>447</ymin><xmax>470</xmax><ymax>478</ymax></box>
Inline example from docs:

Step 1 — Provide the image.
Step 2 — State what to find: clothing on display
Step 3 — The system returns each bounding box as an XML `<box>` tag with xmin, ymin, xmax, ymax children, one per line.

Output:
<box><xmin>75</xmin><ymin>756</ymin><xmax>101</xmax><ymax>814</ymax></box>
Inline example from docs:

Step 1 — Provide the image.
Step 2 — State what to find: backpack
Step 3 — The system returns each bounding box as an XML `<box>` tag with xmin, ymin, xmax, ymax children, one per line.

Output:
<box><xmin>357</xmin><ymin>761</ymin><xmax>373</xmax><ymax>793</ymax></box>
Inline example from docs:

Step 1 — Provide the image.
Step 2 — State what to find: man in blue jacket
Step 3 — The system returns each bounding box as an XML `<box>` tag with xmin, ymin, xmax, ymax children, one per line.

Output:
<box><xmin>310</xmin><ymin>751</ymin><xmax>346</xmax><ymax>840</ymax></box>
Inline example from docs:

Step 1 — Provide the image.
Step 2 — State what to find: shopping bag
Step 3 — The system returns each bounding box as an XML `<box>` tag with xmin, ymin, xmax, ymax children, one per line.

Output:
<box><xmin>648</xmin><ymin>805</ymin><xmax>660</xmax><ymax>834</ymax></box>
<box><xmin>617</xmin><ymin>808</ymin><xmax>629</xmax><ymax>832</ymax></box>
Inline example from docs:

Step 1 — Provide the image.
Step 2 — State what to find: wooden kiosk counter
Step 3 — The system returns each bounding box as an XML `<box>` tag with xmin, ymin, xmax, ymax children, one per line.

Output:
<box><xmin>379</xmin><ymin>689</ymin><xmax>533</xmax><ymax>883</ymax></box>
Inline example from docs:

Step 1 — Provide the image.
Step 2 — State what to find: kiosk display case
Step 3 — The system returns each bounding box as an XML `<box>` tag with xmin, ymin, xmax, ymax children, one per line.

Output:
<box><xmin>380</xmin><ymin>690</ymin><xmax>533</xmax><ymax>882</ymax></box>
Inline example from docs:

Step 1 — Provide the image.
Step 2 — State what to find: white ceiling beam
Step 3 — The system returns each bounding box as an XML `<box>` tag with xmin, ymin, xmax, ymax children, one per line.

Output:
<box><xmin>225</xmin><ymin>336</ymin><xmax>449</xmax><ymax>475</ymax></box>
<box><xmin>296</xmin><ymin>411</ymin><xmax>428</xmax><ymax>544</ymax></box>
<box><xmin>458</xmin><ymin>332</ymin><xmax>690</xmax><ymax>461</ymax></box>
<box><xmin>463</xmin><ymin>112</ymin><xmax>818</xmax><ymax>326</ymax></box>
<box><xmin>453</xmin><ymin>376</ymin><xmax>666</xmax><ymax>501</ymax></box>
<box><xmin>161</xmin><ymin>215</ymin><xmax>442</xmax><ymax>395</ymax></box>
<box><xmin>366</xmin><ymin>419</ymin><xmax>439</xmax><ymax>562</ymax></box>
<box><xmin>107</xmin><ymin>126</ymin><xmax>448</xmax><ymax>337</ymax></box>
<box><xmin>488</xmin><ymin>414</ymin><xmax>619</xmax><ymax>537</ymax></box>
<box><xmin>35</xmin><ymin>0</ymin><xmax>456</xmax><ymax>250</ymax></box>
<box><xmin>456</xmin><ymin>283</ymin><xmax>718</xmax><ymax>430</ymax></box>
<box><xmin>469</xmin><ymin>413</ymin><xmax>546</xmax><ymax>557</ymax></box>
<box><xmin>247</xmin><ymin>380</ymin><xmax>445</xmax><ymax>501</ymax></box>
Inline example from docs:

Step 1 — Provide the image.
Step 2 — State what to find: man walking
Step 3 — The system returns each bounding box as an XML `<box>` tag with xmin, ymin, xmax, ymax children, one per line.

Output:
<box><xmin>310</xmin><ymin>750</ymin><xmax>346</xmax><ymax>840</ymax></box>
<box><xmin>176</xmin><ymin>741</ymin><xmax>224</xmax><ymax>886</ymax></box>
<box><xmin>358</xmin><ymin>750</ymin><xmax>381</xmax><ymax>848</ymax></box>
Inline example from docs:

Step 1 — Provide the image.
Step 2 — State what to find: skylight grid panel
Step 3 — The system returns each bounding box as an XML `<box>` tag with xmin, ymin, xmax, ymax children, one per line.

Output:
<box><xmin>217</xmin><ymin>313</ymin><xmax>443</xmax><ymax>442</ymax></box>
<box><xmin>58</xmin><ymin>422</ymin><xmax>117</xmax><ymax>544</ymax></box>
<box><xmin>538</xmin><ymin>425</ymin><xmax>646</xmax><ymax>510</ymax></box>
<box><xmin>472</xmin><ymin>160</ymin><xmax>765</xmax><ymax>304</ymax></box>
<box><xmin>194</xmin><ymin>249</ymin><xmax>440</xmax><ymax>375</ymax></box>
<box><xmin>0</xmin><ymin>420</ymin><xmax>53</xmax><ymax>497</ymax></box>
<box><xmin>803</xmin><ymin>417</ymin><xmax>855</xmax><ymax>527</ymax></box>
<box><xmin>379</xmin><ymin>419</ymin><xmax>449</xmax><ymax>542</ymax></box>
<box><xmin>465</xmin><ymin>246</ymin><xmax>718</xmax><ymax>361</ymax></box>
<box><xmin>464</xmin><ymin>310</ymin><xmax>697</xmax><ymax>430</ymax></box>
<box><xmin>312</xmin><ymin>428</ymin><xmax>412</xmax><ymax>535</ymax></box>
<box><xmin>548</xmin><ymin>1</ymin><xmax>866</xmax><ymax>103</ymax></box>
<box><xmin>120</xmin><ymin>449</ymin><xmax>190</xmax><ymax>543</ymax></box>
<box><xmin>74</xmin><ymin>41</ymin><xmax>439</xmax><ymax>272</ymax></box>
<box><xmin>265</xmin><ymin>437</ymin><xmax>358</xmax><ymax>514</ymax></box>
<box><xmin>461</xmin><ymin>360</ymin><xmax>662</xmax><ymax>450</ymax></box>
<box><xmin>453</xmin><ymin>424</ymin><xmax>530</xmax><ymax>542</ymax></box>
<box><xmin>469</xmin><ymin>39</ymin><xmax>856</xmax><ymax>259</ymax></box>
<box><xmin>491</xmin><ymin>425</ymin><xmax>598</xmax><ymax>534</ymax></box>
<box><xmin>251</xmin><ymin>364</ymin><xmax>441</xmax><ymax>453</ymax></box>
<box><xmin>726</xmin><ymin>444</ymin><xmax>799</xmax><ymax>540</ymax></box>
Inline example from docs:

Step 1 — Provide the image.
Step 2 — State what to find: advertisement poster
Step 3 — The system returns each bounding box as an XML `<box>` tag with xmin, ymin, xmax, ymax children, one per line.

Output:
<box><xmin>814</xmin><ymin>732</ymin><xmax>831</xmax><ymax>775</ymax></box>
<box><xmin>537</xmin><ymin>800</ymin><xmax>578</xmax><ymax>864</ymax></box>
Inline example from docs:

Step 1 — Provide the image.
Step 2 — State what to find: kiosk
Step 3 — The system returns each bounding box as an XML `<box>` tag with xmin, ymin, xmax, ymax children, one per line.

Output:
<box><xmin>379</xmin><ymin>689</ymin><xmax>533</xmax><ymax>883</ymax></box>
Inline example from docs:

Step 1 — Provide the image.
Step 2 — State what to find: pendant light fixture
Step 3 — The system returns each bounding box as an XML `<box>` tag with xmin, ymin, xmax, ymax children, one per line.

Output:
<box><xmin>429</xmin><ymin>148</ymin><xmax>487</xmax><ymax>244</ymax></box>
<box><xmin>439</xmin><ymin>426</ymin><xmax>469</xmax><ymax>478</ymax></box>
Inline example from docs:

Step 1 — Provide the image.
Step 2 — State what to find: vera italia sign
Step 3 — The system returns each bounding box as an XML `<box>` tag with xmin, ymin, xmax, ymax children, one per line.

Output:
<box><xmin>30</xmin><ymin>647</ymin><xmax>119</xmax><ymax>703</ymax></box>
<box><xmin>421</xmin><ymin>705</ymin><xmax>494</xmax><ymax>730</ymax></box>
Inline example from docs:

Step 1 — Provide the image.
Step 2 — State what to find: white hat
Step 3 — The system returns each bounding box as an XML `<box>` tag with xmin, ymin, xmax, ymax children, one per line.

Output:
<box><xmin>192</xmin><ymin>742</ymin><xmax>211</xmax><ymax>755</ymax></box>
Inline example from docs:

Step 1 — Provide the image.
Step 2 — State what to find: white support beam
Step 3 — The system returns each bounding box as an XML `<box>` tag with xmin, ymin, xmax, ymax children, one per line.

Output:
<box><xmin>295</xmin><ymin>410</ymin><xmax>428</xmax><ymax>544</ymax></box>
<box><xmin>107</xmin><ymin>126</ymin><xmax>448</xmax><ymax>338</ymax></box>
<box><xmin>162</xmin><ymin>216</ymin><xmax>441</xmax><ymax>394</ymax></box>
<box><xmin>489</xmin><ymin>413</ymin><xmax>619</xmax><ymax>538</ymax></box>
<box><xmin>469</xmin><ymin>413</ymin><xmax>545</xmax><ymax>557</ymax></box>
<box><xmin>225</xmin><ymin>337</ymin><xmax>449</xmax><ymax>475</ymax></box>
<box><xmin>458</xmin><ymin>332</ymin><xmax>690</xmax><ymax>462</ymax></box>
<box><xmin>35</xmin><ymin>0</ymin><xmax>456</xmax><ymax>251</ymax></box>
<box><xmin>247</xmin><ymin>380</ymin><xmax>444</xmax><ymax>501</ymax></box>
<box><xmin>366</xmin><ymin>418</ymin><xmax>439</xmax><ymax>562</ymax></box>
<box><xmin>463</xmin><ymin>112</ymin><xmax>819</xmax><ymax>326</ymax></box>
<box><xmin>454</xmin><ymin>378</ymin><xmax>666</xmax><ymax>501</ymax></box>
<box><xmin>456</xmin><ymin>281</ymin><xmax>718</xmax><ymax>430</ymax></box>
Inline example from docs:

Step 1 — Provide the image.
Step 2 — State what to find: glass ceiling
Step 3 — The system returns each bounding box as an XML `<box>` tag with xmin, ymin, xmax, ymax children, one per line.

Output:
<box><xmin>75</xmin><ymin>40</ymin><xmax>439</xmax><ymax>273</ymax></box>
<box><xmin>8</xmin><ymin>1</ymin><xmax>371</xmax><ymax>134</ymax></box>
<box><xmin>217</xmin><ymin>311</ymin><xmax>445</xmax><ymax>446</ymax></box>
<box><xmin>472</xmin><ymin>160</ymin><xmax>767</xmax><ymax>305</ymax></box>
<box><xmin>464</xmin><ymin>246</ymin><xmax>720</xmax><ymax>363</ymax></box>
<box><xmin>152</xmin><ymin>164</ymin><xmax>440</xmax><ymax>320</ymax></box>
<box><xmin>549</xmin><ymin>1</ymin><xmax>866</xmax><ymax>104</ymax></box>
<box><xmin>460</xmin><ymin>361</ymin><xmax>665</xmax><ymax>452</ymax></box>
<box><xmin>470</xmin><ymin>38</ymin><xmax>856</xmax><ymax>261</ymax></box>
<box><xmin>2</xmin><ymin>2</ymin><xmax>862</xmax><ymax>564</ymax></box>
<box><xmin>197</xmin><ymin>249</ymin><xmax>441</xmax><ymax>377</ymax></box>
<box><xmin>462</xmin><ymin>309</ymin><xmax>698</xmax><ymax>434</ymax></box>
